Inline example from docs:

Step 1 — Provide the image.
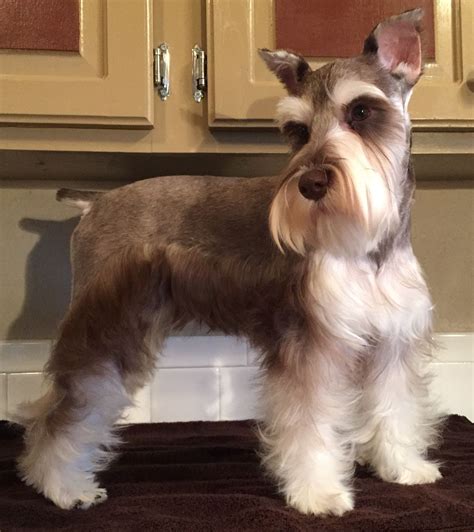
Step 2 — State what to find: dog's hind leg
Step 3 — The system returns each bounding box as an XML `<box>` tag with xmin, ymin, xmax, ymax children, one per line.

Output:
<box><xmin>17</xmin><ymin>365</ymin><xmax>131</xmax><ymax>509</ymax></box>
<box><xmin>17</xmin><ymin>248</ymin><xmax>164</xmax><ymax>509</ymax></box>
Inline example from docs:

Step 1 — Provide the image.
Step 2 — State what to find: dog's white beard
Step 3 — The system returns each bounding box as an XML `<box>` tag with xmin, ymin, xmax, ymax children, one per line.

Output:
<box><xmin>270</xmin><ymin>126</ymin><xmax>402</xmax><ymax>257</ymax></box>
<box><xmin>315</xmin><ymin>126</ymin><xmax>400</xmax><ymax>256</ymax></box>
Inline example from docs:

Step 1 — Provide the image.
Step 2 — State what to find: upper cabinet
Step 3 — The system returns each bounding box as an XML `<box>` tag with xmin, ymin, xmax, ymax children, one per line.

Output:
<box><xmin>207</xmin><ymin>0</ymin><xmax>474</xmax><ymax>129</ymax></box>
<box><xmin>0</xmin><ymin>0</ymin><xmax>154</xmax><ymax>128</ymax></box>
<box><xmin>0</xmin><ymin>0</ymin><xmax>472</xmax><ymax>154</ymax></box>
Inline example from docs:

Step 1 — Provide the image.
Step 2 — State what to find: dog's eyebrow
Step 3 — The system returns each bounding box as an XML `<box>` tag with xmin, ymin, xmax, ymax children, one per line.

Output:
<box><xmin>331</xmin><ymin>80</ymin><xmax>388</xmax><ymax>108</ymax></box>
<box><xmin>276</xmin><ymin>96</ymin><xmax>314</xmax><ymax>127</ymax></box>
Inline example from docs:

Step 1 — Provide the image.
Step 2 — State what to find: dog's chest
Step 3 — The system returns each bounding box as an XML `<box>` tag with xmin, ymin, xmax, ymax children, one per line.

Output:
<box><xmin>309</xmin><ymin>249</ymin><xmax>431</xmax><ymax>346</ymax></box>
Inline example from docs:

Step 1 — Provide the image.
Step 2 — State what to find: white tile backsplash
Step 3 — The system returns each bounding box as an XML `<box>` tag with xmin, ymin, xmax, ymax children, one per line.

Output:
<box><xmin>0</xmin><ymin>374</ymin><xmax>6</xmax><ymax>419</ymax></box>
<box><xmin>220</xmin><ymin>366</ymin><xmax>260</xmax><ymax>420</ymax></box>
<box><xmin>247</xmin><ymin>347</ymin><xmax>260</xmax><ymax>367</ymax></box>
<box><xmin>433</xmin><ymin>333</ymin><xmax>474</xmax><ymax>363</ymax></box>
<box><xmin>1</xmin><ymin>334</ymin><xmax>472</xmax><ymax>423</ymax></box>
<box><xmin>7</xmin><ymin>372</ymin><xmax>45</xmax><ymax>418</ymax></box>
<box><xmin>120</xmin><ymin>384</ymin><xmax>152</xmax><ymax>424</ymax></box>
<box><xmin>431</xmin><ymin>362</ymin><xmax>474</xmax><ymax>421</ymax></box>
<box><xmin>158</xmin><ymin>336</ymin><xmax>247</xmax><ymax>368</ymax></box>
<box><xmin>0</xmin><ymin>341</ymin><xmax>51</xmax><ymax>372</ymax></box>
<box><xmin>151</xmin><ymin>368</ymin><xmax>219</xmax><ymax>422</ymax></box>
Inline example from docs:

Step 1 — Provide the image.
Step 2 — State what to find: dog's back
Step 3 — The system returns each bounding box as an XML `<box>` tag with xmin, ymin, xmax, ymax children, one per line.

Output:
<box><xmin>59</xmin><ymin>175</ymin><xmax>280</xmax><ymax>253</ymax></box>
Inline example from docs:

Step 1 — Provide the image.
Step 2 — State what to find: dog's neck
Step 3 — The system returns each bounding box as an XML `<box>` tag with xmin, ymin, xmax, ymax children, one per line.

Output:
<box><xmin>367</xmin><ymin>156</ymin><xmax>415</xmax><ymax>269</ymax></box>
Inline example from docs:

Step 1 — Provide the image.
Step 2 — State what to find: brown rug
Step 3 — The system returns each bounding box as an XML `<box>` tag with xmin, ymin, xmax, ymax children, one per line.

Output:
<box><xmin>0</xmin><ymin>415</ymin><xmax>473</xmax><ymax>531</ymax></box>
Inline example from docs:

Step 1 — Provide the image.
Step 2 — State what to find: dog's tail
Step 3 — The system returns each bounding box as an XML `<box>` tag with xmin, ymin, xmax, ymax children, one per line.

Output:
<box><xmin>56</xmin><ymin>188</ymin><xmax>104</xmax><ymax>214</ymax></box>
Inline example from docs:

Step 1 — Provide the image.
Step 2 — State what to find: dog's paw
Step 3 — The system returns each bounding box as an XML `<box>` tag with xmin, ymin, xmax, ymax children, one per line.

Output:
<box><xmin>73</xmin><ymin>487</ymin><xmax>108</xmax><ymax>510</ymax></box>
<box><xmin>286</xmin><ymin>486</ymin><xmax>354</xmax><ymax>516</ymax></box>
<box><xmin>377</xmin><ymin>459</ymin><xmax>442</xmax><ymax>485</ymax></box>
<box><xmin>49</xmin><ymin>486</ymin><xmax>108</xmax><ymax>510</ymax></box>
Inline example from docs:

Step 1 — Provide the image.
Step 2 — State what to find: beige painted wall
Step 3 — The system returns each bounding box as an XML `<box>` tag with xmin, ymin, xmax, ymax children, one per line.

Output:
<box><xmin>0</xmin><ymin>170</ymin><xmax>472</xmax><ymax>340</ymax></box>
<box><xmin>412</xmin><ymin>181</ymin><xmax>473</xmax><ymax>332</ymax></box>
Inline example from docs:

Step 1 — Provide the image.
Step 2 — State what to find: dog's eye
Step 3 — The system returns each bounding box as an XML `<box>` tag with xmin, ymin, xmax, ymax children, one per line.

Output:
<box><xmin>351</xmin><ymin>104</ymin><xmax>371</xmax><ymax>121</ymax></box>
<box><xmin>282</xmin><ymin>121</ymin><xmax>310</xmax><ymax>150</ymax></box>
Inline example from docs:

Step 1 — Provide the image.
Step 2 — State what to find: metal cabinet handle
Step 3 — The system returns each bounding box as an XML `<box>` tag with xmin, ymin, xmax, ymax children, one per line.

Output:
<box><xmin>192</xmin><ymin>45</ymin><xmax>206</xmax><ymax>103</ymax></box>
<box><xmin>154</xmin><ymin>43</ymin><xmax>170</xmax><ymax>101</ymax></box>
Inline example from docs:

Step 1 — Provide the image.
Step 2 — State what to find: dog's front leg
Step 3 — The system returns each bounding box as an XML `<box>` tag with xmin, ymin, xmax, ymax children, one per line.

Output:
<box><xmin>358</xmin><ymin>339</ymin><xmax>442</xmax><ymax>485</ymax></box>
<box><xmin>259</xmin><ymin>341</ymin><xmax>356</xmax><ymax>516</ymax></box>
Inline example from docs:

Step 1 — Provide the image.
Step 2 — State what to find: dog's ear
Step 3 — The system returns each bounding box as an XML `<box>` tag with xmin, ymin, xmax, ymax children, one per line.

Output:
<box><xmin>363</xmin><ymin>8</ymin><xmax>424</xmax><ymax>85</ymax></box>
<box><xmin>259</xmin><ymin>49</ymin><xmax>311</xmax><ymax>95</ymax></box>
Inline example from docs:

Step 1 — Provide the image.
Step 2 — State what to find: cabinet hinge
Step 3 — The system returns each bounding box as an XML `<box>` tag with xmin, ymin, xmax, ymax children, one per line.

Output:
<box><xmin>154</xmin><ymin>43</ymin><xmax>170</xmax><ymax>101</ymax></box>
<box><xmin>192</xmin><ymin>45</ymin><xmax>207</xmax><ymax>103</ymax></box>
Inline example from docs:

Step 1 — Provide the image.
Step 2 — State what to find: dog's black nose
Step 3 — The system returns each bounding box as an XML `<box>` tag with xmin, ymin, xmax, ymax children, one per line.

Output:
<box><xmin>298</xmin><ymin>168</ymin><xmax>328</xmax><ymax>201</ymax></box>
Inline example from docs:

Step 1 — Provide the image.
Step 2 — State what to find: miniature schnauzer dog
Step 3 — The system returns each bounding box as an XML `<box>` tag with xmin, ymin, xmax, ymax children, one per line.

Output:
<box><xmin>17</xmin><ymin>9</ymin><xmax>441</xmax><ymax>516</ymax></box>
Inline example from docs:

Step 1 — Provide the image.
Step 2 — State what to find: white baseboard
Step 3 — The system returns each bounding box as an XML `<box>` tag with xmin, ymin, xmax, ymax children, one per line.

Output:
<box><xmin>0</xmin><ymin>333</ymin><xmax>472</xmax><ymax>423</ymax></box>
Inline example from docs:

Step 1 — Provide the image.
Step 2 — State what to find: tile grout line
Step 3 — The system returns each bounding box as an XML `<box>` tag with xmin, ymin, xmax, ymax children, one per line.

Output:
<box><xmin>217</xmin><ymin>367</ymin><xmax>222</xmax><ymax>421</ymax></box>
<box><xmin>1</xmin><ymin>334</ymin><xmax>473</xmax><ymax>371</ymax></box>
<box><xmin>150</xmin><ymin>376</ymin><xmax>156</xmax><ymax>422</ymax></box>
<box><xmin>4</xmin><ymin>373</ymin><xmax>8</xmax><ymax>418</ymax></box>
<box><xmin>147</xmin><ymin>383</ymin><xmax>152</xmax><ymax>422</ymax></box>
<box><xmin>2</xmin><ymin>362</ymin><xmax>471</xmax><ymax>379</ymax></box>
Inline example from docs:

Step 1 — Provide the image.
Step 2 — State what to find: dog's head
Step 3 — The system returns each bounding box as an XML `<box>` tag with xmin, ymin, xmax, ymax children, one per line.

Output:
<box><xmin>261</xmin><ymin>9</ymin><xmax>423</xmax><ymax>256</ymax></box>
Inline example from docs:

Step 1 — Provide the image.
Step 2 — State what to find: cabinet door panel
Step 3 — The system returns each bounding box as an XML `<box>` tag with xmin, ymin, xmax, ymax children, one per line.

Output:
<box><xmin>207</xmin><ymin>0</ymin><xmax>473</xmax><ymax>128</ymax></box>
<box><xmin>0</xmin><ymin>0</ymin><xmax>80</xmax><ymax>52</ymax></box>
<box><xmin>0</xmin><ymin>0</ymin><xmax>154</xmax><ymax>128</ymax></box>
<box><xmin>275</xmin><ymin>0</ymin><xmax>435</xmax><ymax>59</ymax></box>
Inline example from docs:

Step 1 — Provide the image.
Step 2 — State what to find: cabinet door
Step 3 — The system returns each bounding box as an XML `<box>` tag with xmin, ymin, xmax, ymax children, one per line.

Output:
<box><xmin>0</xmin><ymin>0</ymin><xmax>153</xmax><ymax>128</ymax></box>
<box><xmin>207</xmin><ymin>0</ymin><xmax>473</xmax><ymax>129</ymax></box>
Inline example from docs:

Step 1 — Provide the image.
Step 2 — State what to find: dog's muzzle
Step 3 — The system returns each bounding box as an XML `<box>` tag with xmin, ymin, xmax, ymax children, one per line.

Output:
<box><xmin>298</xmin><ymin>167</ymin><xmax>328</xmax><ymax>201</ymax></box>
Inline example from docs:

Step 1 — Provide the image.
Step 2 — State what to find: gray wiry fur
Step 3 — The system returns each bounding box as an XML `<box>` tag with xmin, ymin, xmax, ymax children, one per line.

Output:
<box><xmin>17</xmin><ymin>9</ymin><xmax>442</xmax><ymax>515</ymax></box>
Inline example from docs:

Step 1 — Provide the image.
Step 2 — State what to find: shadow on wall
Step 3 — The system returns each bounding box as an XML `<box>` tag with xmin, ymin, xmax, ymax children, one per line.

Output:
<box><xmin>7</xmin><ymin>217</ymin><xmax>80</xmax><ymax>340</ymax></box>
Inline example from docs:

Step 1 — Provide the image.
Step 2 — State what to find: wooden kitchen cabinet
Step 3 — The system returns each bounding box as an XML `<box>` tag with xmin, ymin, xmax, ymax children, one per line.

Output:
<box><xmin>0</xmin><ymin>0</ymin><xmax>154</xmax><ymax>128</ymax></box>
<box><xmin>0</xmin><ymin>0</ymin><xmax>472</xmax><ymax>155</ymax></box>
<box><xmin>207</xmin><ymin>0</ymin><xmax>474</xmax><ymax>129</ymax></box>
